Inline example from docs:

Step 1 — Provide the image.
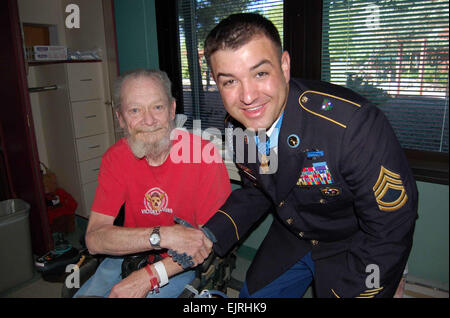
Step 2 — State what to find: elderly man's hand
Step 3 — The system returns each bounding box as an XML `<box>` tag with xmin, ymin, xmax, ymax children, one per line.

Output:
<box><xmin>160</xmin><ymin>225</ymin><xmax>213</xmax><ymax>267</ymax></box>
<box><xmin>108</xmin><ymin>268</ymin><xmax>151</xmax><ymax>298</ymax></box>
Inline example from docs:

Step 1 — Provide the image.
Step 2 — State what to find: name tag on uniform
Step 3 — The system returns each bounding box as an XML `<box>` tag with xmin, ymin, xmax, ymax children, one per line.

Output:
<box><xmin>297</xmin><ymin>162</ymin><xmax>333</xmax><ymax>186</ymax></box>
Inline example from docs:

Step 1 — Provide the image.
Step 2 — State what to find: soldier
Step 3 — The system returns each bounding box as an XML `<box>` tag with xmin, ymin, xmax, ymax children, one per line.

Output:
<box><xmin>201</xmin><ymin>13</ymin><xmax>418</xmax><ymax>298</ymax></box>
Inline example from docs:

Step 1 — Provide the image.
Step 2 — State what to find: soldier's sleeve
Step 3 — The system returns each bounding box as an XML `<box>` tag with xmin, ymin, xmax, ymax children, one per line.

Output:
<box><xmin>336</xmin><ymin>104</ymin><xmax>418</xmax><ymax>297</ymax></box>
<box><xmin>203</xmin><ymin>168</ymin><xmax>273</xmax><ymax>257</ymax></box>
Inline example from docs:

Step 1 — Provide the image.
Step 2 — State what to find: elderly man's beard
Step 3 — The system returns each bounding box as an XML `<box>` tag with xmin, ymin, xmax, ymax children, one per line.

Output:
<box><xmin>126</xmin><ymin>120</ymin><xmax>175</xmax><ymax>160</ymax></box>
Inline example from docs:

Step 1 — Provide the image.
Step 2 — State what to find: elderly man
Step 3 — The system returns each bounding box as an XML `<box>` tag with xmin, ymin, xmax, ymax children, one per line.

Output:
<box><xmin>74</xmin><ymin>69</ymin><xmax>231</xmax><ymax>298</ymax></box>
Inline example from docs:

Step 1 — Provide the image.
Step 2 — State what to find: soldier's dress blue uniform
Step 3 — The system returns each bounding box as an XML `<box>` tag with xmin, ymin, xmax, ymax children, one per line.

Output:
<box><xmin>204</xmin><ymin>78</ymin><xmax>418</xmax><ymax>298</ymax></box>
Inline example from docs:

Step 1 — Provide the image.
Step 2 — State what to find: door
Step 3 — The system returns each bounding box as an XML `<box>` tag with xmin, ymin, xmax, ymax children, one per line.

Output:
<box><xmin>0</xmin><ymin>0</ymin><xmax>53</xmax><ymax>255</ymax></box>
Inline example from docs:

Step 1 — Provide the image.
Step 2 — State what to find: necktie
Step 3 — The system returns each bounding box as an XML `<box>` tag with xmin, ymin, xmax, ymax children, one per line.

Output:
<box><xmin>257</xmin><ymin>133</ymin><xmax>270</xmax><ymax>156</ymax></box>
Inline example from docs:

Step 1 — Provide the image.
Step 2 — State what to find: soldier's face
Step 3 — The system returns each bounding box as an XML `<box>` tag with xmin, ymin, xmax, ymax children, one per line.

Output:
<box><xmin>210</xmin><ymin>35</ymin><xmax>290</xmax><ymax>131</ymax></box>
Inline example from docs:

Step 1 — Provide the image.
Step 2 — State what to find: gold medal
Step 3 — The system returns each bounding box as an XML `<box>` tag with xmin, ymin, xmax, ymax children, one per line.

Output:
<box><xmin>260</xmin><ymin>154</ymin><xmax>269</xmax><ymax>173</ymax></box>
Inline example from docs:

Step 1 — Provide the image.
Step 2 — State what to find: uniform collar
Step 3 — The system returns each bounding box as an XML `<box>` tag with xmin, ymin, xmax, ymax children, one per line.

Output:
<box><xmin>255</xmin><ymin>112</ymin><xmax>284</xmax><ymax>154</ymax></box>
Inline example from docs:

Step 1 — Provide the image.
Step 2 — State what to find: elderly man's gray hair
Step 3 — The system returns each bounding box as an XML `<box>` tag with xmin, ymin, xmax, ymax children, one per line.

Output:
<box><xmin>113</xmin><ymin>69</ymin><xmax>174</xmax><ymax>111</ymax></box>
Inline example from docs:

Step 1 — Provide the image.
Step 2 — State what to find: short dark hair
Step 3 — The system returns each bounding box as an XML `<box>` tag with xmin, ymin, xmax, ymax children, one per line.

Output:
<box><xmin>204</xmin><ymin>13</ymin><xmax>282</xmax><ymax>66</ymax></box>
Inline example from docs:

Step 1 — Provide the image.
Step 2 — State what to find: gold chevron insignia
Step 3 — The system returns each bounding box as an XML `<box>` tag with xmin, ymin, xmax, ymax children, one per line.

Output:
<box><xmin>373</xmin><ymin>166</ymin><xmax>407</xmax><ymax>212</ymax></box>
<box><xmin>331</xmin><ymin>287</ymin><xmax>384</xmax><ymax>298</ymax></box>
<box><xmin>355</xmin><ymin>287</ymin><xmax>384</xmax><ymax>298</ymax></box>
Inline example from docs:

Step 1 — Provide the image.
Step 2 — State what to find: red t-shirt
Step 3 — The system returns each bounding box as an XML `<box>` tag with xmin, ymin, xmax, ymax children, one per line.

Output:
<box><xmin>91</xmin><ymin>129</ymin><xmax>231</xmax><ymax>228</ymax></box>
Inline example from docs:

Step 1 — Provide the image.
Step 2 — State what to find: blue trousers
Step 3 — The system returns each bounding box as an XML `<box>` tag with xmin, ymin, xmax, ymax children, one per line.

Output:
<box><xmin>73</xmin><ymin>257</ymin><xmax>195</xmax><ymax>298</ymax></box>
<box><xmin>240</xmin><ymin>252</ymin><xmax>315</xmax><ymax>298</ymax></box>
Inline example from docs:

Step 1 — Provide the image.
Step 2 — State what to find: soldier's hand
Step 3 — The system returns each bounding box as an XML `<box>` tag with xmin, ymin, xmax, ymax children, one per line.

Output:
<box><xmin>160</xmin><ymin>225</ymin><xmax>212</xmax><ymax>267</ymax></box>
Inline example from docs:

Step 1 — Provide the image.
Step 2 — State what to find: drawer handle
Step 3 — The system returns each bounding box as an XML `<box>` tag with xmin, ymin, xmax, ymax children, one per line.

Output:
<box><xmin>85</xmin><ymin>115</ymin><xmax>97</xmax><ymax>119</ymax></box>
<box><xmin>88</xmin><ymin>145</ymin><xmax>100</xmax><ymax>149</ymax></box>
<box><xmin>80</xmin><ymin>78</ymin><xmax>93</xmax><ymax>82</ymax></box>
<box><xmin>92</xmin><ymin>168</ymin><xmax>100</xmax><ymax>172</ymax></box>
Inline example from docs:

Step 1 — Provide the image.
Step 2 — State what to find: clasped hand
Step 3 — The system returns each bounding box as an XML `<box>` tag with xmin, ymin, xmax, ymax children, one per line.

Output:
<box><xmin>161</xmin><ymin>223</ymin><xmax>213</xmax><ymax>268</ymax></box>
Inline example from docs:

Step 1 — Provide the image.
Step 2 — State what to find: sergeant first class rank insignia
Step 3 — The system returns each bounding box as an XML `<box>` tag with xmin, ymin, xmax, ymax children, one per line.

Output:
<box><xmin>297</xmin><ymin>162</ymin><xmax>333</xmax><ymax>186</ymax></box>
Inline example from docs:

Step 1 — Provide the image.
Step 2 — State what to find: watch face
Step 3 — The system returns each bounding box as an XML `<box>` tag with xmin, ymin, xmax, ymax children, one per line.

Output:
<box><xmin>150</xmin><ymin>233</ymin><xmax>160</xmax><ymax>245</ymax></box>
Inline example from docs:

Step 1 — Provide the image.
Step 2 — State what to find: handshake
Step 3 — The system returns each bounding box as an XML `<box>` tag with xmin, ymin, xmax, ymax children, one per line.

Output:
<box><xmin>167</xmin><ymin>216</ymin><xmax>217</xmax><ymax>269</ymax></box>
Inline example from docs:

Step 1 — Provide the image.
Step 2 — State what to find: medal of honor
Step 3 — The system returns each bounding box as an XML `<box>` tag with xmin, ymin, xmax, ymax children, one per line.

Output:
<box><xmin>260</xmin><ymin>154</ymin><xmax>270</xmax><ymax>173</ymax></box>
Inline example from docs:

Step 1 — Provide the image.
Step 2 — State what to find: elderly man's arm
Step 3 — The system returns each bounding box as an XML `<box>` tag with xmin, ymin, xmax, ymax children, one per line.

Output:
<box><xmin>108</xmin><ymin>256</ymin><xmax>185</xmax><ymax>298</ymax></box>
<box><xmin>85</xmin><ymin>211</ymin><xmax>211</xmax><ymax>264</ymax></box>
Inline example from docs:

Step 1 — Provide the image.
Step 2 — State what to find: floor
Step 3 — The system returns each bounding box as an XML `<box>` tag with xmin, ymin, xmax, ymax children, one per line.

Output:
<box><xmin>1</xmin><ymin>252</ymin><xmax>252</xmax><ymax>298</ymax></box>
<box><xmin>4</xmin><ymin>254</ymin><xmax>447</xmax><ymax>298</ymax></box>
<box><xmin>1</xmin><ymin>220</ymin><xmax>448</xmax><ymax>298</ymax></box>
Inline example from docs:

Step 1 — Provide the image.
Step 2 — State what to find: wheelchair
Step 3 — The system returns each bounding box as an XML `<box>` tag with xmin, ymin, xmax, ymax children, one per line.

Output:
<box><xmin>58</xmin><ymin>247</ymin><xmax>237</xmax><ymax>298</ymax></box>
<box><xmin>55</xmin><ymin>207</ymin><xmax>240</xmax><ymax>298</ymax></box>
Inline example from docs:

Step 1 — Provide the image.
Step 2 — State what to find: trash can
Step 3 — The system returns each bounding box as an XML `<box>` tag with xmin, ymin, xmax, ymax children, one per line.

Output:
<box><xmin>0</xmin><ymin>199</ymin><xmax>35</xmax><ymax>293</ymax></box>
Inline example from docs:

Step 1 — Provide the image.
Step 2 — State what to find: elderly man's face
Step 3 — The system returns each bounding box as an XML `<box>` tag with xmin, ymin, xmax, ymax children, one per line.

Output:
<box><xmin>117</xmin><ymin>76</ymin><xmax>176</xmax><ymax>158</ymax></box>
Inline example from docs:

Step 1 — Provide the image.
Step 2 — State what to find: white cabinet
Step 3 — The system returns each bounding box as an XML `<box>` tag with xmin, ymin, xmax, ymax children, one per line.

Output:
<box><xmin>67</xmin><ymin>63</ymin><xmax>103</xmax><ymax>101</ymax></box>
<box><xmin>30</xmin><ymin>61</ymin><xmax>113</xmax><ymax>218</ymax></box>
<box><xmin>71</xmin><ymin>100</ymin><xmax>108</xmax><ymax>138</ymax></box>
<box><xmin>67</xmin><ymin>62</ymin><xmax>110</xmax><ymax>218</ymax></box>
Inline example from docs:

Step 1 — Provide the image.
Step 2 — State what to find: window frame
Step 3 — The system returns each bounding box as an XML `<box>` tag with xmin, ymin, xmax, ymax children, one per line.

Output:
<box><xmin>156</xmin><ymin>0</ymin><xmax>448</xmax><ymax>185</ymax></box>
<box><xmin>155</xmin><ymin>0</ymin><xmax>184</xmax><ymax>114</ymax></box>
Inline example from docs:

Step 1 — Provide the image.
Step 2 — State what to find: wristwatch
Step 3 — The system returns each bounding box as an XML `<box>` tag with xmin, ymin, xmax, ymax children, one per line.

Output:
<box><xmin>149</xmin><ymin>226</ymin><xmax>161</xmax><ymax>249</ymax></box>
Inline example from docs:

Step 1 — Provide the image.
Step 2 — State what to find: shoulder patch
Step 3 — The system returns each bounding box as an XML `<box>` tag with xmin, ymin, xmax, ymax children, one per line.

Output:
<box><xmin>298</xmin><ymin>90</ymin><xmax>361</xmax><ymax>128</ymax></box>
<box><xmin>373</xmin><ymin>166</ymin><xmax>408</xmax><ymax>212</ymax></box>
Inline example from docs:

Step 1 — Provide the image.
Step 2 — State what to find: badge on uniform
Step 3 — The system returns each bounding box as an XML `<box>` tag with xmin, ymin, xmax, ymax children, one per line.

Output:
<box><xmin>297</xmin><ymin>162</ymin><xmax>333</xmax><ymax>186</ymax></box>
<box><xmin>373</xmin><ymin>166</ymin><xmax>407</xmax><ymax>212</ymax></box>
<box><xmin>321</xmin><ymin>98</ymin><xmax>333</xmax><ymax>111</ymax></box>
<box><xmin>260</xmin><ymin>154</ymin><xmax>270</xmax><ymax>174</ymax></box>
<box><xmin>306</xmin><ymin>150</ymin><xmax>324</xmax><ymax>160</ymax></box>
<box><xmin>321</xmin><ymin>187</ymin><xmax>341</xmax><ymax>197</ymax></box>
<box><xmin>287</xmin><ymin>134</ymin><xmax>300</xmax><ymax>148</ymax></box>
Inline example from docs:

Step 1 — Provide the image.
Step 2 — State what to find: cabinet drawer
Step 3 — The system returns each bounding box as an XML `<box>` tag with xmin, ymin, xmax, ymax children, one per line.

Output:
<box><xmin>82</xmin><ymin>181</ymin><xmax>98</xmax><ymax>218</ymax></box>
<box><xmin>79</xmin><ymin>157</ymin><xmax>102</xmax><ymax>184</ymax></box>
<box><xmin>76</xmin><ymin>133</ymin><xmax>108</xmax><ymax>161</ymax></box>
<box><xmin>67</xmin><ymin>62</ymin><xmax>102</xmax><ymax>101</ymax></box>
<box><xmin>72</xmin><ymin>100</ymin><xmax>107</xmax><ymax>138</ymax></box>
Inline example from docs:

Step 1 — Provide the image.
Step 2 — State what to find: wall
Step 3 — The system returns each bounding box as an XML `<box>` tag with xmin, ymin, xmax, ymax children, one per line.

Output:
<box><xmin>408</xmin><ymin>181</ymin><xmax>449</xmax><ymax>288</ymax></box>
<box><xmin>113</xmin><ymin>0</ymin><xmax>159</xmax><ymax>74</ymax></box>
<box><xmin>18</xmin><ymin>0</ymin><xmax>68</xmax><ymax>45</ymax></box>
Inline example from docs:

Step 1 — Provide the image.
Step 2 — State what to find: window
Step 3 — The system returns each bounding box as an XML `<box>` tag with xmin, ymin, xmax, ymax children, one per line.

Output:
<box><xmin>177</xmin><ymin>0</ymin><xmax>283</xmax><ymax>134</ymax></box>
<box><xmin>321</xmin><ymin>0</ymin><xmax>449</xmax><ymax>154</ymax></box>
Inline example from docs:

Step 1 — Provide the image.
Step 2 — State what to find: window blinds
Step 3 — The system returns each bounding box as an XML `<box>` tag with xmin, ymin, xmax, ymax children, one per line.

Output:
<box><xmin>177</xmin><ymin>0</ymin><xmax>283</xmax><ymax>134</ymax></box>
<box><xmin>321</xmin><ymin>0</ymin><xmax>449</xmax><ymax>153</ymax></box>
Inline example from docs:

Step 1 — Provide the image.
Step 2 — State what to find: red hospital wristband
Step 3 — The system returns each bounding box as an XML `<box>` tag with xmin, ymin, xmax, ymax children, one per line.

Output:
<box><xmin>144</xmin><ymin>264</ymin><xmax>160</xmax><ymax>293</ymax></box>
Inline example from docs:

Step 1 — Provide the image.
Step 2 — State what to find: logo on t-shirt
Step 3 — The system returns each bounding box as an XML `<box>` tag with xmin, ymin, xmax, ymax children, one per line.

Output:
<box><xmin>142</xmin><ymin>187</ymin><xmax>173</xmax><ymax>215</ymax></box>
